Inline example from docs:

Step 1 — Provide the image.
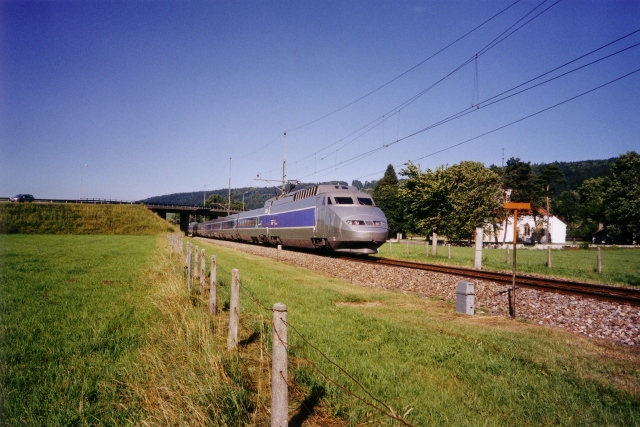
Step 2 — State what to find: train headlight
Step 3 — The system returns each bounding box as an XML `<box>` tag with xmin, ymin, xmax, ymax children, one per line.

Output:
<box><xmin>346</xmin><ymin>220</ymin><xmax>364</xmax><ymax>225</ymax></box>
<box><xmin>373</xmin><ymin>221</ymin><xmax>384</xmax><ymax>226</ymax></box>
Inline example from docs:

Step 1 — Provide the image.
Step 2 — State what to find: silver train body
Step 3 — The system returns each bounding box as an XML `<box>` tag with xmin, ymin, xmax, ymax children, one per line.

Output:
<box><xmin>189</xmin><ymin>184</ymin><xmax>388</xmax><ymax>254</ymax></box>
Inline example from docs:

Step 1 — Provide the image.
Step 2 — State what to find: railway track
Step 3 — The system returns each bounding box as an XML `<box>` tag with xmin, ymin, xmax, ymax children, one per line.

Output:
<box><xmin>343</xmin><ymin>256</ymin><xmax>640</xmax><ymax>307</ymax></box>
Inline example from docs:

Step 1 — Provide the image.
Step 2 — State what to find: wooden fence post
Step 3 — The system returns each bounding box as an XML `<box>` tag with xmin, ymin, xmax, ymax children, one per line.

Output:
<box><xmin>425</xmin><ymin>241</ymin><xmax>428</xmax><ymax>257</ymax></box>
<box><xmin>228</xmin><ymin>269</ymin><xmax>240</xmax><ymax>350</ymax></box>
<box><xmin>194</xmin><ymin>245</ymin><xmax>199</xmax><ymax>280</ymax></box>
<box><xmin>271</xmin><ymin>302</ymin><xmax>288</xmax><ymax>427</ymax></box>
<box><xmin>547</xmin><ymin>247</ymin><xmax>552</xmax><ymax>268</ymax></box>
<box><xmin>448</xmin><ymin>244</ymin><xmax>451</xmax><ymax>259</ymax></box>
<box><xmin>187</xmin><ymin>244</ymin><xmax>192</xmax><ymax>293</ymax></box>
<box><xmin>597</xmin><ymin>247</ymin><xmax>602</xmax><ymax>273</ymax></box>
<box><xmin>186</xmin><ymin>241</ymin><xmax>190</xmax><ymax>266</ymax></box>
<box><xmin>209</xmin><ymin>255</ymin><xmax>217</xmax><ymax>316</ymax></box>
<box><xmin>200</xmin><ymin>249</ymin><xmax>206</xmax><ymax>294</ymax></box>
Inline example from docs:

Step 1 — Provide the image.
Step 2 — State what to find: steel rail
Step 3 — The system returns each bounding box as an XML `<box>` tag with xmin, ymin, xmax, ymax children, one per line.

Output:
<box><xmin>343</xmin><ymin>256</ymin><xmax>640</xmax><ymax>307</ymax></box>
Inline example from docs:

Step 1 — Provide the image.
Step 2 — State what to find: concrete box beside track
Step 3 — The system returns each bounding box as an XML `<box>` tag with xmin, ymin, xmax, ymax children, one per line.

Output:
<box><xmin>456</xmin><ymin>281</ymin><xmax>475</xmax><ymax>315</ymax></box>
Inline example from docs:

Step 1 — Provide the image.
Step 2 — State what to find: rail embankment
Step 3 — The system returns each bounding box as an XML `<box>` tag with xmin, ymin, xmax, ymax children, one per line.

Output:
<box><xmin>0</xmin><ymin>202</ymin><xmax>177</xmax><ymax>235</ymax></box>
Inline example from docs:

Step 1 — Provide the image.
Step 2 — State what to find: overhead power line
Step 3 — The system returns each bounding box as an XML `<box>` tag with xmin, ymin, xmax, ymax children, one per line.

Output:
<box><xmin>301</xmin><ymin>28</ymin><xmax>640</xmax><ymax>180</ymax></box>
<box><xmin>352</xmin><ymin>67</ymin><xmax>640</xmax><ymax>181</ymax></box>
<box><xmin>263</xmin><ymin>0</ymin><xmax>561</xmax><ymax>180</ymax></box>
<box><xmin>246</xmin><ymin>0</ymin><xmax>524</xmax><ymax>168</ymax></box>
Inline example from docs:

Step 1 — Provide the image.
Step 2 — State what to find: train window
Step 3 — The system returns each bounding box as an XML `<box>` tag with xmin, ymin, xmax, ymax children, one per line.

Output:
<box><xmin>334</xmin><ymin>197</ymin><xmax>354</xmax><ymax>205</ymax></box>
<box><xmin>327</xmin><ymin>197</ymin><xmax>332</xmax><ymax>205</ymax></box>
<box><xmin>357</xmin><ymin>197</ymin><xmax>374</xmax><ymax>206</ymax></box>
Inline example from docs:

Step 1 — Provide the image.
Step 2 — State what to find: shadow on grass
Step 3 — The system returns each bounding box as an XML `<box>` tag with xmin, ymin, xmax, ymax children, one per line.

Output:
<box><xmin>239</xmin><ymin>331</ymin><xmax>260</xmax><ymax>347</ymax></box>
<box><xmin>289</xmin><ymin>384</ymin><xmax>325</xmax><ymax>427</ymax></box>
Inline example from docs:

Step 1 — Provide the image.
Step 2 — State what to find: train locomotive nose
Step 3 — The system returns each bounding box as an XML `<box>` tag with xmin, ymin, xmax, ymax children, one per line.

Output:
<box><xmin>329</xmin><ymin>211</ymin><xmax>388</xmax><ymax>254</ymax></box>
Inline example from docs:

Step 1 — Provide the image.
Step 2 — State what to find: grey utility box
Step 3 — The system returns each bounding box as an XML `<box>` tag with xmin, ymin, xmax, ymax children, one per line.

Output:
<box><xmin>456</xmin><ymin>281</ymin><xmax>475</xmax><ymax>315</ymax></box>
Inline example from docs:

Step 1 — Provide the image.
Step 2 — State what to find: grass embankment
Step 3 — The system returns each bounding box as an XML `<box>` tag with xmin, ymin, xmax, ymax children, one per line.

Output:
<box><xmin>0</xmin><ymin>203</ymin><xmax>177</xmax><ymax>235</ymax></box>
<box><xmin>378</xmin><ymin>241</ymin><xmax>640</xmax><ymax>286</ymax></box>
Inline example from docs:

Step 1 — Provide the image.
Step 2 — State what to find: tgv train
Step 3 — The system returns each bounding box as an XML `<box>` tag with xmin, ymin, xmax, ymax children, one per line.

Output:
<box><xmin>188</xmin><ymin>184</ymin><xmax>388</xmax><ymax>254</ymax></box>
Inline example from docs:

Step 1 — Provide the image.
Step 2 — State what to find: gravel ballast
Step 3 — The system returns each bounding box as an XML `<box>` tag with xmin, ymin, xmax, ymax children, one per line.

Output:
<box><xmin>203</xmin><ymin>239</ymin><xmax>640</xmax><ymax>347</ymax></box>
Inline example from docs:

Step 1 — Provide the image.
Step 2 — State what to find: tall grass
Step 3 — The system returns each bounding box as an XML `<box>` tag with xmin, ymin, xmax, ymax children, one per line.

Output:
<box><xmin>129</xmin><ymin>239</ymin><xmax>263</xmax><ymax>426</ymax></box>
<box><xmin>378</xmin><ymin>241</ymin><xmax>640</xmax><ymax>286</ymax></box>
<box><xmin>0</xmin><ymin>203</ymin><xmax>177</xmax><ymax>235</ymax></box>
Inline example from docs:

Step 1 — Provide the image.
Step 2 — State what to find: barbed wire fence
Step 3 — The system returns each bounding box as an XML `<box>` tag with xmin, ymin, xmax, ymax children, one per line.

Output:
<box><xmin>168</xmin><ymin>235</ymin><xmax>416</xmax><ymax>426</ymax></box>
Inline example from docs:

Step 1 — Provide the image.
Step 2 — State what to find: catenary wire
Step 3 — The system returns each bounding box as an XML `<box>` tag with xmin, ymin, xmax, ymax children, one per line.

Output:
<box><xmin>354</xmin><ymin>67</ymin><xmax>640</xmax><ymax>181</ymax></box>
<box><xmin>257</xmin><ymin>0</ymin><xmax>560</xmax><ymax>180</ymax></box>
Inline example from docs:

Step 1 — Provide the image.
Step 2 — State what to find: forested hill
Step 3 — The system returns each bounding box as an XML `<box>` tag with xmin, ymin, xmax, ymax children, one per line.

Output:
<box><xmin>140</xmin><ymin>181</ymin><xmax>349</xmax><ymax>210</ymax></box>
<box><xmin>531</xmin><ymin>158</ymin><xmax>616</xmax><ymax>194</ymax></box>
<box><xmin>140</xmin><ymin>158</ymin><xmax>615</xmax><ymax>209</ymax></box>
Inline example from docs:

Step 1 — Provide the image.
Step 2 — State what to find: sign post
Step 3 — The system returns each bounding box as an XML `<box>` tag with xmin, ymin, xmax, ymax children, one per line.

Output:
<box><xmin>503</xmin><ymin>202</ymin><xmax>531</xmax><ymax>319</ymax></box>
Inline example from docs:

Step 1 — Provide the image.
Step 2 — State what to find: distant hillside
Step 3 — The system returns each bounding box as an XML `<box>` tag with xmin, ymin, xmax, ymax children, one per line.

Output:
<box><xmin>142</xmin><ymin>158</ymin><xmax>614</xmax><ymax>208</ymax></box>
<box><xmin>140</xmin><ymin>181</ymin><xmax>350</xmax><ymax>210</ymax></box>
<box><xmin>531</xmin><ymin>158</ymin><xmax>615</xmax><ymax>193</ymax></box>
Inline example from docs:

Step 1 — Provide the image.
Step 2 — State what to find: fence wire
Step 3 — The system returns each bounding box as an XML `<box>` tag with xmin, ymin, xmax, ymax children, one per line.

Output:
<box><xmin>180</xmin><ymin>239</ymin><xmax>416</xmax><ymax>426</ymax></box>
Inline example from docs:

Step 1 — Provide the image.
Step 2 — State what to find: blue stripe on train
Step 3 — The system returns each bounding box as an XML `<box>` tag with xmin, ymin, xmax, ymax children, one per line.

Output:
<box><xmin>259</xmin><ymin>207</ymin><xmax>315</xmax><ymax>228</ymax></box>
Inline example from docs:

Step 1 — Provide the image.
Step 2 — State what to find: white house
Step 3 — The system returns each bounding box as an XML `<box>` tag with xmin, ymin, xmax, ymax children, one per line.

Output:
<box><xmin>486</xmin><ymin>209</ymin><xmax>567</xmax><ymax>244</ymax></box>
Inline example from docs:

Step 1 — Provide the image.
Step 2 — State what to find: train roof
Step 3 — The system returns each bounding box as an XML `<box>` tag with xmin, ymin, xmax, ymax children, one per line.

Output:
<box><xmin>264</xmin><ymin>184</ymin><xmax>361</xmax><ymax>207</ymax></box>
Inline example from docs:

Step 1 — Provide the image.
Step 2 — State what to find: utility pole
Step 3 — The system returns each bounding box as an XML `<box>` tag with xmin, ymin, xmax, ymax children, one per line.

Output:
<box><xmin>282</xmin><ymin>132</ymin><xmax>287</xmax><ymax>195</ymax></box>
<box><xmin>228</xmin><ymin>158</ymin><xmax>231</xmax><ymax>215</ymax></box>
<box><xmin>546</xmin><ymin>184</ymin><xmax>550</xmax><ymax>245</ymax></box>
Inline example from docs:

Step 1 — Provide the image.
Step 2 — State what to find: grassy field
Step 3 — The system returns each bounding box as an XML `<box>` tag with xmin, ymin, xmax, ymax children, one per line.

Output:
<box><xmin>2</xmin><ymin>233</ymin><xmax>639</xmax><ymax>426</ymax></box>
<box><xmin>377</xmin><ymin>241</ymin><xmax>640</xmax><ymax>286</ymax></box>
<box><xmin>0</xmin><ymin>235</ymin><xmax>159</xmax><ymax>425</ymax></box>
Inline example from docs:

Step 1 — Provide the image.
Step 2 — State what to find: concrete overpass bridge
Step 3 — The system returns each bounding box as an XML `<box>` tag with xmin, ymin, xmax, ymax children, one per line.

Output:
<box><xmin>144</xmin><ymin>203</ymin><xmax>239</xmax><ymax>234</ymax></box>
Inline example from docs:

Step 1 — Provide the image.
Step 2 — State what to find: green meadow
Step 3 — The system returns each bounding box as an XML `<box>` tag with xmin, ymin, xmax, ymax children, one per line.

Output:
<box><xmin>378</xmin><ymin>240</ymin><xmax>640</xmax><ymax>286</ymax></box>
<box><xmin>0</xmin><ymin>235</ymin><xmax>158</xmax><ymax>425</ymax></box>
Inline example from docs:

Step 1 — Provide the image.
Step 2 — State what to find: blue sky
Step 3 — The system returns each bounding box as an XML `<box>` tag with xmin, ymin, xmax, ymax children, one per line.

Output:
<box><xmin>2</xmin><ymin>0</ymin><xmax>639</xmax><ymax>201</ymax></box>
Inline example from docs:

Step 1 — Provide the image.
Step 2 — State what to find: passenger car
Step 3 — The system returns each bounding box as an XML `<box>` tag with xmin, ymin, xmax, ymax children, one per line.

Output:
<box><xmin>10</xmin><ymin>194</ymin><xmax>34</xmax><ymax>203</ymax></box>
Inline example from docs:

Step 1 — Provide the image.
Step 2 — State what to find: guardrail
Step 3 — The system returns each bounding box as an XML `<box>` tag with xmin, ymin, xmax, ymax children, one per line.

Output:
<box><xmin>0</xmin><ymin>197</ymin><xmax>239</xmax><ymax>213</ymax></box>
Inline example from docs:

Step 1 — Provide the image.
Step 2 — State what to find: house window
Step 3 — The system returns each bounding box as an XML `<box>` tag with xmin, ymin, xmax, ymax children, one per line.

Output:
<box><xmin>524</xmin><ymin>224</ymin><xmax>530</xmax><ymax>236</ymax></box>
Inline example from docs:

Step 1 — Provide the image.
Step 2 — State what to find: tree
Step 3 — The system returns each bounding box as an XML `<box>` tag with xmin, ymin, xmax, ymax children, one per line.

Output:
<box><xmin>555</xmin><ymin>190</ymin><xmax>580</xmax><ymax>238</ymax></box>
<box><xmin>351</xmin><ymin>179</ymin><xmax>363</xmax><ymax>190</ymax></box>
<box><xmin>205</xmin><ymin>194</ymin><xmax>226</xmax><ymax>208</ymax></box>
<box><xmin>399</xmin><ymin>161</ymin><xmax>502</xmax><ymax>240</ymax></box>
<box><xmin>578</xmin><ymin>176</ymin><xmax>608</xmax><ymax>239</ymax></box>
<box><xmin>554</xmin><ymin>190</ymin><xmax>580</xmax><ymax>223</ymax></box>
<box><xmin>372</xmin><ymin>165</ymin><xmax>405</xmax><ymax>236</ymax></box>
<box><xmin>503</xmin><ymin>158</ymin><xmax>543</xmax><ymax>206</ymax></box>
<box><xmin>399</xmin><ymin>162</ymin><xmax>452</xmax><ymax>236</ymax></box>
<box><xmin>538</xmin><ymin>164</ymin><xmax>565</xmax><ymax>207</ymax></box>
<box><xmin>604</xmin><ymin>151</ymin><xmax>640</xmax><ymax>243</ymax></box>
<box><xmin>446</xmin><ymin>161</ymin><xmax>503</xmax><ymax>240</ymax></box>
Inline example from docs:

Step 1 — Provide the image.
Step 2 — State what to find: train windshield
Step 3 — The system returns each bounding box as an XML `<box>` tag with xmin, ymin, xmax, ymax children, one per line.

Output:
<box><xmin>357</xmin><ymin>197</ymin><xmax>374</xmax><ymax>206</ymax></box>
<box><xmin>334</xmin><ymin>197</ymin><xmax>354</xmax><ymax>205</ymax></box>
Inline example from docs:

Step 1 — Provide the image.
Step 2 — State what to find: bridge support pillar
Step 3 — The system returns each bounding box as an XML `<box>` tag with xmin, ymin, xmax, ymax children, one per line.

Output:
<box><xmin>180</xmin><ymin>213</ymin><xmax>189</xmax><ymax>235</ymax></box>
<box><xmin>156</xmin><ymin>211</ymin><xmax>166</xmax><ymax>220</ymax></box>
